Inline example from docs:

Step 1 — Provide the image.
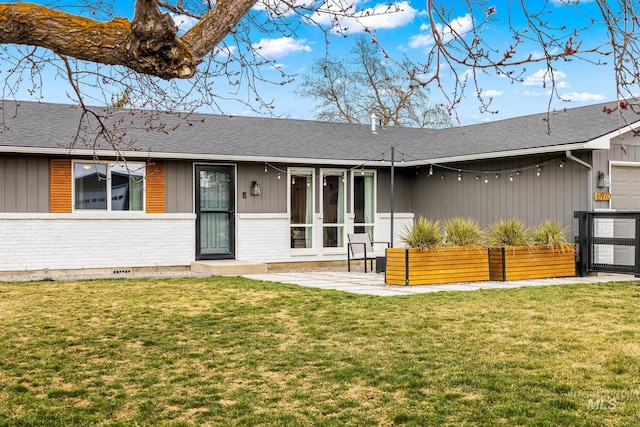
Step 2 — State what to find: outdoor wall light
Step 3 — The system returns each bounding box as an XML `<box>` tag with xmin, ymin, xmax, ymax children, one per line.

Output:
<box><xmin>250</xmin><ymin>181</ymin><xmax>261</xmax><ymax>196</ymax></box>
<box><xmin>597</xmin><ymin>171</ymin><xmax>609</xmax><ymax>188</ymax></box>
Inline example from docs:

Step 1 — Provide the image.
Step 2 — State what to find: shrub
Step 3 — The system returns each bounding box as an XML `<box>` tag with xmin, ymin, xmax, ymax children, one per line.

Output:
<box><xmin>487</xmin><ymin>219</ymin><xmax>531</xmax><ymax>247</ymax></box>
<box><xmin>442</xmin><ymin>217</ymin><xmax>485</xmax><ymax>247</ymax></box>
<box><xmin>400</xmin><ymin>217</ymin><xmax>443</xmax><ymax>250</ymax></box>
<box><xmin>532</xmin><ymin>220</ymin><xmax>570</xmax><ymax>250</ymax></box>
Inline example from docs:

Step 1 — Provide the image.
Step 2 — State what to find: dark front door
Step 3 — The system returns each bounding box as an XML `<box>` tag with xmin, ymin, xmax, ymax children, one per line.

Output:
<box><xmin>195</xmin><ymin>165</ymin><xmax>235</xmax><ymax>260</ymax></box>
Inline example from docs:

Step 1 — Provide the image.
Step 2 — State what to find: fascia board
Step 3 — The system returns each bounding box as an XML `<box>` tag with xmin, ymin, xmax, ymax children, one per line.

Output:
<box><xmin>0</xmin><ymin>146</ymin><xmax>379</xmax><ymax>166</ymax></box>
<box><xmin>583</xmin><ymin>122</ymin><xmax>640</xmax><ymax>149</ymax></box>
<box><xmin>401</xmin><ymin>142</ymin><xmax>596</xmax><ymax>167</ymax></box>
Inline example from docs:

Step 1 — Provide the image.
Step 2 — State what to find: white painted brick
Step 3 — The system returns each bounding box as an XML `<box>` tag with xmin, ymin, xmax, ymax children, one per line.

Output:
<box><xmin>0</xmin><ymin>213</ymin><xmax>195</xmax><ymax>271</ymax></box>
<box><xmin>235</xmin><ymin>212</ymin><xmax>415</xmax><ymax>263</ymax></box>
<box><xmin>593</xmin><ymin>209</ymin><xmax>614</xmax><ymax>264</ymax></box>
<box><xmin>376</xmin><ymin>213</ymin><xmax>415</xmax><ymax>248</ymax></box>
<box><xmin>236</xmin><ymin>213</ymin><xmax>290</xmax><ymax>263</ymax></box>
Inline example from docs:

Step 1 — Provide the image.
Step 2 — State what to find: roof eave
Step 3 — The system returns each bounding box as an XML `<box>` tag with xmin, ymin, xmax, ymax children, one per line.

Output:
<box><xmin>0</xmin><ymin>146</ymin><xmax>378</xmax><ymax>166</ymax></box>
<box><xmin>5</xmin><ymin>121</ymin><xmax>634</xmax><ymax>166</ymax></box>
<box><xmin>402</xmin><ymin>142</ymin><xmax>597</xmax><ymax>167</ymax></box>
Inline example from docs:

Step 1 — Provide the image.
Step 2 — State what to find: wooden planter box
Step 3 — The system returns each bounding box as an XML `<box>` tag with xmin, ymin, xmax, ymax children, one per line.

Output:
<box><xmin>385</xmin><ymin>247</ymin><xmax>490</xmax><ymax>286</ymax></box>
<box><xmin>488</xmin><ymin>245</ymin><xmax>576</xmax><ymax>281</ymax></box>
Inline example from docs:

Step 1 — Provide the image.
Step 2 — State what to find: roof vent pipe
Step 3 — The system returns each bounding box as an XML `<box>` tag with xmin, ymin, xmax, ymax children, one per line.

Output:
<box><xmin>566</xmin><ymin>150</ymin><xmax>593</xmax><ymax>211</ymax></box>
<box><xmin>371</xmin><ymin>113</ymin><xmax>377</xmax><ymax>134</ymax></box>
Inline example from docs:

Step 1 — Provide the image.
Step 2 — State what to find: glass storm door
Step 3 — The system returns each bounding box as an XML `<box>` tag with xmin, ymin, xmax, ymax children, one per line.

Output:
<box><xmin>195</xmin><ymin>165</ymin><xmax>235</xmax><ymax>260</ymax></box>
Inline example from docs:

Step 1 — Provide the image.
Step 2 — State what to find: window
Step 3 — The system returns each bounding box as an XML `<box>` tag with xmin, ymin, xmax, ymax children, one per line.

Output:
<box><xmin>74</xmin><ymin>162</ymin><xmax>145</xmax><ymax>211</ymax></box>
<box><xmin>290</xmin><ymin>169</ymin><xmax>314</xmax><ymax>249</ymax></box>
<box><xmin>322</xmin><ymin>170</ymin><xmax>346</xmax><ymax>248</ymax></box>
<box><xmin>353</xmin><ymin>170</ymin><xmax>375</xmax><ymax>239</ymax></box>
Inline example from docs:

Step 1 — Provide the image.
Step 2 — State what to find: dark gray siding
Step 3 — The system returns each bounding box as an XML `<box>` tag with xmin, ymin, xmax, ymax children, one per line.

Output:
<box><xmin>165</xmin><ymin>160</ymin><xmax>290</xmax><ymax>214</ymax></box>
<box><xmin>238</xmin><ymin>163</ymin><xmax>287</xmax><ymax>214</ymax></box>
<box><xmin>165</xmin><ymin>160</ymin><xmax>193</xmax><ymax>213</ymax></box>
<box><xmin>411</xmin><ymin>153</ymin><xmax>590</xmax><ymax>228</ymax></box>
<box><xmin>377</xmin><ymin>168</ymin><xmax>414</xmax><ymax>214</ymax></box>
<box><xmin>592</xmin><ymin>132</ymin><xmax>640</xmax><ymax>210</ymax></box>
<box><xmin>0</xmin><ymin>155</ymin><xmax>49</xmax><ymax>213</ymax></box>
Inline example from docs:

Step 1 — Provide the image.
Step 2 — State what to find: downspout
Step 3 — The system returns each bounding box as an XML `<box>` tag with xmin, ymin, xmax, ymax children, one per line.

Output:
<box><xmin>566</xmin><ymin>150</ymin><xmax>593</xmax><ymax>211</ymax></box>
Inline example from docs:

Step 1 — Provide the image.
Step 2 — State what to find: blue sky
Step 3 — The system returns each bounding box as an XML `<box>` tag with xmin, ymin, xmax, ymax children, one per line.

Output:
<box><xmin>2</xmin><ymin>0</ymin><xmax>618</xmax><ymax>125</ymax></box>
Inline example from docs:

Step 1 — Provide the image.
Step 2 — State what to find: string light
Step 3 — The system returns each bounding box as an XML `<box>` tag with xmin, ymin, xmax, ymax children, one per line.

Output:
<box><xmin>457</xmin><ymin>171</ymin><xmax>462</xmax><ymax>181</ymax></box>
<box><xmin>536</xmin><ymin>165</ymin><xmax>542</xmax><ymax>176</ymax></box>
<box><xmin>291</xmin><ymin>176</ymin><xmax>295</xmax><ymax>185</ymax></box>
<box><xmin>264</xmin><ymin>164</ymin><xmax>268</xmax><ymax>173</ymax></box>
<box><xmin>509</xmin><ymin>173</ymin><xmax>514</xmax><ymax>182</ymax></box>
<box><xmin>323</xmin><ymin>176</ymin><xmax>327</xmax><ymax>186</ymax></box>
<box><xmin>495</xmin><ymin>173</ymin><xmax>500</xmax><ymax>179</ymax></box>
<box><xmin>559</xmin><ymin>160</ymin><xmax>565</xmax><ymax>168</ymax></box>
<box><xmin>484</xmin><ymin>174</ymin><xmax>489</xmax><ymax>184</ymax></box>
<box><xmin>428</xmin><ymin>165</ymin><xmax>434</xmax><ymax>176</ymax></box>
<box><xmin>277</xmin><ymin>172</ymin><xmax>281</xmax><ymax>180</ymax></box>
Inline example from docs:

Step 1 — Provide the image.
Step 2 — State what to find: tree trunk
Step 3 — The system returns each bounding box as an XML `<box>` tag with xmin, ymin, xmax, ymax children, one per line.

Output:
<box><xmin>0</xmin><ymin>0</ymin><xmax>258</xmax><ymax>80</ymax></box>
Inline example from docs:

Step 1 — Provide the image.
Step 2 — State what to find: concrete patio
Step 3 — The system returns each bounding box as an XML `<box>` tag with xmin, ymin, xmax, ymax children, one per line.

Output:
<box><xmin>242</xmin><ymin>270</ymin><xmax>640</xmax><ymax>296</ymax></box>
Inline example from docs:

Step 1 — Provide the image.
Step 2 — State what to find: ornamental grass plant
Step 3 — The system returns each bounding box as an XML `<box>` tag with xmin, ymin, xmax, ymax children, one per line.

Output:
<box><xmin>487</xmin><ymin>218</ymin><xmax>531</xmax><ymax>247</ymax></box>
<box><xmin>442</xmin><ymin>217</ymin><xmax>486</xmax><ymax>247</ymax></box>
<box><xmin>399</xmin><ymin>216</ymin><xmax>443</xmax><ymax>250</ymax></box>
<box><xmin>532</xmin><ymin>220</ymin><xmax>571</xmax><ymax>251</ymax></box>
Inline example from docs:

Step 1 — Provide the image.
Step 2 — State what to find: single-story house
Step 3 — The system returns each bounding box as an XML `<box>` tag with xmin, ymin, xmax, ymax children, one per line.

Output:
<box><xmin>1</xmin><ymin>99</ymin><xmax>639</xmax><ymax>275</ymax></box>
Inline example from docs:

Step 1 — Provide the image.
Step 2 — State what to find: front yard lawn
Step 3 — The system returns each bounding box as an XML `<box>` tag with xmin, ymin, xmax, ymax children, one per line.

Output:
<box><xmin>0</xmin><ymin>277</ymin><xmax>639</xmax><ymax>426</ymax></box>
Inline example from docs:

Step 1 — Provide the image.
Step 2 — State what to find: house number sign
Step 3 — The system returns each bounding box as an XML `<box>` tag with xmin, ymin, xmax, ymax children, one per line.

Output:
<box><xmin>593</xmin><ymin>192</ymin><xmax>611</xmax><ymax>201</ymax></box>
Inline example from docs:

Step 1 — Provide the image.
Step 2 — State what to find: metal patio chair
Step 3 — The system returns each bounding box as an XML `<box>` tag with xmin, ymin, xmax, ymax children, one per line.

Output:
<box><xmin>347</xmin><ymin>233</ymin><xmax>389</xmax><ymax>273</ymax></box>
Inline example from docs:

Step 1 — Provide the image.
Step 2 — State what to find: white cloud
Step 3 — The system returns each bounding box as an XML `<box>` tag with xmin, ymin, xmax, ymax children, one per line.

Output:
<box><xmin>523</xmin><ymin>69</ymin><xmax>567</xmax><ymax>87</ymax></box>
<box><xmin>313</xmin><ymin>0</ymin><xmax>418</xmax><ymax>34</ymax></box>
<box><xmin>482</xmin><ymin>89</ymin><xmax>504</xmax><ymax>97</ymax></box>
<box><xmin>409</xmin><ymin>33</ymin><xmax>434</xmax><ymax>48</ymax></box>
<box><xmin>253</xmin><ymin>37</ymin><xmax>312</xmax><ymax>58</ymax></box>
<box><xmin>523</xmin><ymin>90</ymin><xmax>552</xmax><ymax>97</ymax></box>
<box><xmin>409</xmin><ymin>14</ymin><xmax>474</xmax><ymax>48</ymax></box>
<box><xmin>171</xmin><ymin>14</ymin><xmax>199</xmax><ymax>32</ymax></box>
<box><xmin>559</xmin><ymin>92</ymin><xmax>606</xmax><ymax>102</ymax></box>
<box><xmin>253</xmin><ymin>0</ymin><xmax>312</xmax><ymax>17</ymax></box>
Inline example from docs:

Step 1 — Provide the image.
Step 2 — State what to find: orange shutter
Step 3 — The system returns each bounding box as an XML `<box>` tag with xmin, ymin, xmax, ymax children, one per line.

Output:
<box><xmin>146</xmin><ymin>162</ymin><xmax>166</xmax><ymax>213</ymax></box>
<box><xmin>50</xmin><ymin>159</ymin><xmax>72</xmax><ymax>213</ymax></box>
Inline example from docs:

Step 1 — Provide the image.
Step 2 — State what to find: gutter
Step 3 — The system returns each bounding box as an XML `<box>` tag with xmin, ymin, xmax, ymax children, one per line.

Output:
<box><xmin>566</xmin><ymin>150</ymin><xmax>593</xmax><ymax>211</ymax></box>
<box><xmin>0</xmin><ymin>142</ymin><xmax>593</xmax><ymax>167</ymax></box>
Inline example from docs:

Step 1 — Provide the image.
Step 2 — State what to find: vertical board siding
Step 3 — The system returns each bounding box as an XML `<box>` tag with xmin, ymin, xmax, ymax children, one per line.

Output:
<box><xmin>593</xmin><ymin>134</ymin><xmax>640</xmax><ymax>210</ymax></box>
<box><xmin>413</xmin><ymin>153</ymin><xmax>588</xmax><ymax>229</ymax></box>
<box><xmin>238</xmin><ymin>163</ymin><xmax>287</xmax><ymax>214</ymax></box>
<box><xmin>50</xmin><ymin>159</ymin><xmax>72</xmax><ymax>213</ymax></box>
<box><xmin>165</xmin><ymin>160</ymin><xmax>193</xmax><ymax>213</ymax></box>
<box><xmin>146</xmin><ymin>162</ymin><xmax>166</xmax><ymax>213</ymax></box>
<box><xmin>0</xmin><ymin>155</ymin><xmax>49</xmax><ymax>213</ymax></box>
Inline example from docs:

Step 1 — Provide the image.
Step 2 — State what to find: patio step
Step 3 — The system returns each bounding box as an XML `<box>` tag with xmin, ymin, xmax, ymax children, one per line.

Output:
<box><xmin>190</xmin><ymin>260</ymin><xmax>268</xmax><ymax>275</ymax></box>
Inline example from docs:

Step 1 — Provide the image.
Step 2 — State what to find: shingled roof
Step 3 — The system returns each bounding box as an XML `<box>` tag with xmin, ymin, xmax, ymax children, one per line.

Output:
<box><xmin>1</xmin><ymin>100</ymin><xmax>639</xmax><ymax>166</ymax></box>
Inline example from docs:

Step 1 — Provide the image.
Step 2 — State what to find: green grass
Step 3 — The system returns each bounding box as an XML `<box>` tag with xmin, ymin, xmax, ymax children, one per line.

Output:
<box><xmin>1</xmin><ymin>277</ymin><xmax>639</xmax><ymax>426</ymax></box>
